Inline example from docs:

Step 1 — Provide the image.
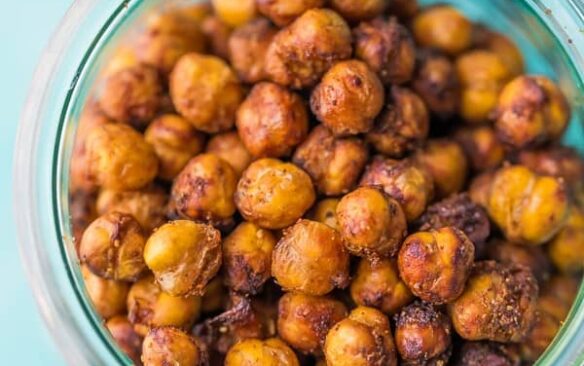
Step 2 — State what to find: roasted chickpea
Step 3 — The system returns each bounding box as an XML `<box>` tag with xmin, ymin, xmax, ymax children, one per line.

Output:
<box><xmin>468</xmin><ymin>171</ymin><xmax>495</xmax><ymax>208</ymax></box>
<box><xmin>416</xmin><ymin>139</ymin><xmax>468</xmax><ymax>199</ymax></box>
<box><xmin>170</xmin><ymin>53</ymin><xmax>243</xmax><ymax>133</ymax></box>
<box><xmin>85</xmin><ymin>123</ymin><xmax>159</xmax><ymax>191</ymax></box>
<box><xmin>201</xmin><ymin>15</ymin><xmax>232</xmax><ymax>59</ymax></box>
<box><xmin>256</xmin><ymin>0</ymin><xmax>324</xmax><ymax>26</ymax></box>
<box><xmin>360</xmin><ymin>156</ymin><xmax>434</xmax><ymax>221</ymax></box>
<box><xmin>205</xmin><ymin>131</ymin><xmax>252</xmax><ymax>176</ymax></box>
<box><xmin>350</xmin><ymin>259</ymin><xmax>414</xmax><ymax>315</ymax></box>
<box><xmin>143</xmin><ymin>220</ymin><xmax>222</xmax><ymax>296</ymax></box>
<box><xmin>395</xmin><ymin>301</ymin><xmax>452</xmax><ymax>365</ymax></box>
<box><xmin>336</xmin><ymin>187</ymin><xmax>407</xmax><ymax>259</ymax></box>
<box><xmin>487</xmin><ymin>239</ymin><xmax>551</xmax><ymax>283</ymax></box>
<box><xmin>70</xmin><ymin>190</ymin><xmax>98</xmax><ymax>245</ymax></box>
<box><xmin>538</xmin><ymin>275</ymin><xmax>579</xmax><ymax>322</ymax></box>
<box><xmin>548</xmin><ymin>207</ymin><xmax>584</xmax><ymax>273</ymax></box>
<box><xmin>106</xmin><ymin>316</ymin><xmax>143</xmax><ymax>366</ymax></box>
<box><xmin>454</xmin><ymin>342</ymin><xmax>520</xmax><ymax>366</ymax></box>
<box><xmin>448</xmin><ymin>261</ymin><xmax>539</xmax><ymax>342</ymax></box>
<box><xmin>82</xmin><ymin>265</ymin><xmax>129</xmax><ymax>319</ymax></box>
<box><xmin>236</xmin><ymin>82</ymin><xmax>308</xmax><ymax>158</ymax></box>
<box><xmin>387</xmin><ymin>0</ymin><xmax>419</xmax><ymax>20</ymax></box>
<box><xmin>293</xmin><ymin>125</ymin><xmax>369</xmax><ymax>196</ymax></box>
<box><xmin>324</xmin><ymin>306</ymin><xmax>397</xmax><ymax>366</ymax></box>
<box><xmin>277</xmin><ymin>293</ymin><xmax>348</xmax><ymax>354</ymax></box>
<box><xmin>520</xmin><ymin>306</ymin><xmax>561</xmax><ymax>362</ymax></box>
<box><xmin>201</xmin><ymin>276</ymin><xmax>227</xmax><ymax>313</ymax></box>
<box><xmin>412</xmin><ymin>5</ymin><xmax>472</xmax><ymax>55</ymax></box>
<box><xmin>309</xmin><ymin>198</ymin><xmax>340</xmax><ymax>230</ymax></box>
<box><xmin>265</xmin><ymin>9</ymin><xmax>352</xmax><ymax>89</ymax></box>
<box><xmin>212</xmin><ymin>0</ymin><xmax>257</xmax><ymax>27</ymax></box>
<box><xmin>80</xmin><ymin>212</ymin><xmax>146</xmax><ymax>281</ymax></box>
<box><xmin>518</xmin><ymin>146</ymin><xmax>584</xmax><ymax>193</ymax></box>
<box><xmin>142</xmin><ymin>327</ymin><xmax>206</xmax><ymax>366</ymax></box>
<box><xmin>494</xmin><ymin>75</ymin><xmax>570</xmax><ymax>148</ymax></box>
<box><xmin>366</xmin><ymin>86</ymin><xmax>429</xmax><ymax>157</ymax></box>
<box><xmin>454</xmin><ymin>126</ymin><xmax>505</xmax><ymax>172</ymax></box>
<box><xmin>473</xmin><ymin>27</ymin><xmax>524</xmax><ymax>77</ymax></box>
<box><xmin>225</xmin><ymin>338</ymin><xmax>299</xmax><ymax>366</ymax></box>
<box><xmin>311</xmin><ymin>60</ymin><xmax>384</xmax><ymax>136</ymax></box>
<box><xmin>235</xmin><ymin>159</ymin><xmax>315</xmax><ymax>229</ymax></box>
<box><xmin>272</xmin><ymin>220</ymin><xmax>349</xmax><ymax>295</ymax></box>
<box><xmin>330</xmin><ymin>0</ymin><xmax>389</xmax><ymax>22</ymax></box>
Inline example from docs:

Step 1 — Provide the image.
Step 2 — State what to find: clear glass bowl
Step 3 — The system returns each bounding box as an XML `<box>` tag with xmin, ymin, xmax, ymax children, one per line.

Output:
<box><xmin>14</xmin><ymin>0</ymin><xmax>584</xmax><ymax>365</ymax></box>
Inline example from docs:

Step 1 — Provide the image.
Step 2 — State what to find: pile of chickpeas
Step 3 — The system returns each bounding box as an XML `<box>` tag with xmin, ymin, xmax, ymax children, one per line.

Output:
<box><xmin>70</xmin><ymin>0</ymin><xmax>584</xmax><ymax>365</ymax></box>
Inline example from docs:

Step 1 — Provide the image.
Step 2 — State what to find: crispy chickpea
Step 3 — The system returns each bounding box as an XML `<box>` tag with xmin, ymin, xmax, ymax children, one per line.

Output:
<box><xmin>448</xmin><ymin>261</ymin><xmax>539</xmax><ymax>342</ymax></box>
<box><xmin>142</xmin><ymin>327</ymin><xmax>205</xmax><ymax>366</ymax></box>
<box><xmin>272</xmin><ymin>220</ymin><xmax>349</xmax><ymax>296</ymax></box>
<box><xmin>324</xmin><ymin>306</ymin><xmax>397</xmax><ymax>366</ymax></box>
<box><xmin>468</xmin><ymin>171</ymin><xmax>495</xmax><ymax>208</ymax></box>
<box><xmin>518</xmin><ymin>146</ymin><xmax>584</xmax><ymax>193</ymax></box>
<box><xmin>82</xmin><ymin>265</ymin><xmax>129</xmax><ymax>319</ymax></box>
<box><xmin>360</xmin><ymin>156</ymin><xmax>434</xmax><ymax>222</ymax></box>
<box><xmin>398</xmin><ymin>227</ymin><xmax>474</xmax><ymax>304</ymax></box>
<box><xmin>277</xmin><ymin>293</ymin><xmax>348</xmax><ymax>354</ymax></box>
<box><xmin>454</xmin><ymin>342</ymin><xmax>520</xmax><ymax>366</ymax></box>
<box><xmin>387</xmin><ymin>0</ymin><xmax>419</xmax><ymax>20</ymax></box>
<box><xmin>225</xmin><ymin>338</ymin><xmax>299</xmax><ymax>366</ymax></box>
<box><xmin>143</xmin><ymin>220</ymin><xmax>222</xmax><ymax>297</ymax></box>
<box><xmin>80</xmin><ymin>212</ymin><xmax>146</xmax><ymax>281</ymax></box>
<box><xmin>412</xmin><ymin>5</ymin><xmax>472</xmax><ymax>55</ymax></box>
<box><xmin>309</xmin><ymin>198</ymin><xmax>340</xmax><ymax>230</ymax></box>
<box><xmin>70</xmin><ymin>190</ymin><xmax>98</xmax><ymax>245</ymax></box>
<box><xmin>336</xmin><ymin>187</ymin><xmax>407</xmax><ymax>259</ymax></box>
<box><xmin>454</xmin><ymin>126</ymin><xmax>505</xmax><ymax>172</ymax></box>
<box><xmin>395</xmin><ymin>301</ymin><xmax>452</xmax><ymax>365</ymax></box>
<box><xmin>330</xmin><ymin>0</ymin><xmax>389</xmax><ymax>22</ymax></box>
<box><xmin>416</xmin><ymin>139</ymin><xmax>468</xmax><ymax>199</ymax></box>
<box><xmin>256</xmin><ymin>0</ymin><xmax>324</xmax><ymax>26</ymax></box>
<box><xmin>487</xmin><ymin>239</ymin><xmax>551</xmax><ymax>283</ymax></box>
<box><xmin>201</xmin><ymin>15</ymin><xmax>232</xmax><ymax>59</ymax></box>
<box><xmin>520</xmin><ymin>306</ymin><xmax>561</xmax><ymax>362</ymax></box>
<box><xmin>494</xmin><ymin>75</ymin><xmax>570</xmax><ymax>148</ymax></box>
<box><xmin>212</xmin><ymin>0</ymin><xmax>257</xmax><ymax>27</ymax></box>
<box><xmin>170</xmin><ymin>153</ymin><xmax>238</xmax><ymax>223</ymax></box>
<box><xmin>538</xmin><ymin>275</ymin><xmax>579</xmax><ymax>321</ymax></box>
<box><xmin>106</xmin><ymin>316</ymin><xmax>143</xmax><ymax>366</ymax></box>
<box><xmin>170</xmin><ymin>53</ymin><xmax>243</xmax><ymax>133</ymax></box>
<box><xmin>235</xmin><ymin>159</ymin><xmax>315</xmax><ymax>229</ymax></box>
<box><xmin>548</xmin><ymin>207</ymin><xmax>584</xmax><ymax>273</ymax></box>
<box><xmin>236</xmin><ymin>82</ymin><xmax>308</xmax><ymax>158</ymax></box>
<box><xmin>265</xmin><ymin>9</ymin><xmax>352</xmax><ymax>89</ymax></box>
<box><xmin>205</xmin><ymin>131</ymin><xmax>252</xmax><ymax>177</ymax></box>
<box><xmin>485</xmin><ymin>165</ymin><xmax>570</xmax><ymax>245</ymax></box>
<box><xmin>350</xmin><ymin>259</ymin><xmax>414</xmax><ymax>314</ymax></box>
<box><xmin>99</xmin><ymin>46</ymin><xmax>140</xmax><ymax>81</ymax></box>
<box><xmin>473</xmin><ymin>27</ymin><xmax>524</xmax><ymax>77</ymax></box>
<box><xmin>85</xmin><ymin>123</ymin><xmax>159</xmax><ymax>191</ymax></box>
<box><xmin>311</xmin><ymin>60</ymin><xmax>384</xmax><ymax>136</ymax></box>
<box><xmin>293</xmin><ymin>125</ymin><xmax>369</xmax><ymax>196</ymax></box>
<box><xmin>201</xmin><ymin>276</ymin><xmax>227</xmax><ymax>313</ymax></box>
<box><xmin>366</xmin><ymin>86</ymin><xmax>429</xmax><ymax>158</ymax></box>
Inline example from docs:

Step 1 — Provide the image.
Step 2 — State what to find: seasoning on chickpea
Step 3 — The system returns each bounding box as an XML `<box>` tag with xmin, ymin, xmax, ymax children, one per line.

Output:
<box><xmin>454</xmin><ymin>126</ymin><xmax>505</xmax><ymax>172</ymax></box>
<box><xmin>548</xmin><ymin>206</ymin><xmax>584</xmax><ymax>273</ymax></box>
<box><xmin>82</xmin><ymin>265</ymin><xmax>129</xmax><ymax>319</ymax></box>
<box><xmin>211</xmin><ymin>0</ymin><xmax>257</xmax><ymax>27</ymax></box>
<box><xmin>225</xmin><ymin>338</ymin><xmax>299</xmax><ymax>366</ymax></box>
<box><xmin>412</xmin><ymin>5</ymin><xmax>473</xmax><ymax>55</ymax></box>
<box><xmin>416</xmin><ymin>139</ymin><xmax>468</xmax><ymax>199</ymax></box>
<box><xmin>487</xmin><ymin>239</ymin><xmax>551</xmax><ymax>283</ymax></box>
<box><xmin>142</xmin><ymin>327</ymin><xmax>207</xmax><ymax>366</ymax></box>
<box><xmin>201</xmin><ymin>15</ymin><xmax>232</xmax><ymax>59</ymax></box>
<box><xmin>330</xmin><ymin>0</ymin><xmax>389</xmax><ymax>22</ymax></box>
<box><xmin>309</xmin><ymin>198</ymin><xmax>340</xmax><ymax>230</ymax></box>
<box><xmin>454</xmin><ymin>342</ymin><xmax>520</xmax><ymax>366</ymax></box>
<box><xmin>106</xmin><ymin>316</ymin><xmax>143</xmax><ymax>366</ymax></box>
<box><xmin>205</xmin><ymin>131</ymin><xmax>252</xmax><ymax>176</ymax></box>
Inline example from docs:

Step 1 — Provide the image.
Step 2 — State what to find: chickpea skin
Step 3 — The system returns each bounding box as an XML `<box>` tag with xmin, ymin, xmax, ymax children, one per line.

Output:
<box><xmin>142</xmin><ymin>327</ymin><xmax>206</xmax><ymax>366</ymax></box>
<box><xmin>106</xmin><ymin>316</ymin><xmax>143</xmax><ymax>366</ymax></box>
<box><xmin>330</xmin><ymin>0</ymin><xmax>389</xmax><ymax>22</ymax></box>
<box><xmin>311</xmin><ymin>60</ymin><xmax>385</xmax><ymax>136</ymax></box>
<box><xmin>82</xmin><ymin>265</ymin><xmax>129</xmax><ymax>319</ymax></box>
<box><xmin>454</xmin><ymin>126</ymin><xmax>505</xmax><ymax>172</ymax></box>
<box><xmin>211</xmin><ymin>0</ymin><xmax>257</xmax><ymax>27</ymax></box>
<box><xmin>205</xmin><ymin>131</ymin><xmax>252</xmax><ymax>176</ymax></box>
<box><xmin>454</xmin><ymin>342</ymin><xmax>520</xmax><ymax>366</ymax></box>
<box><xmin>548</xmin><ymin>207</ymin><xmax>584</xmax><ymax>273</ymax></box>
<box><xmin>487</xmin><ymin>239</ymin><xmax>551</xmax><ymax>283</ymax></box>
<box><xmin>518</xmin><ymin>146</ymin><xmax>584</xmax><ymax>193</ymax></box>
<box><xmin>309</xmin><ymin>198</ymin><xmax>340</xmax><ymax>230</ymax></box>
<box><xmin>412</xmin><ymin>5</ymin><xmax>473</xmax><ymax>55</ymax></box>
<box><xmin>224</xmin><ymin>338</ymin><xmax>299</xmax><ymax>366</ymax></box>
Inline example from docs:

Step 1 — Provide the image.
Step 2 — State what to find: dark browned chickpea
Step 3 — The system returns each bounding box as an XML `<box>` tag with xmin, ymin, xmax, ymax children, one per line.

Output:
<box><xmin>487</xmin><ymin>239</ymin><xmax>551</xmax><ymax>283</ymax></box>
<box><xmin>454</xmin><ymin>342</ymin><xmax>520</xmax><ymax>366</ymax></box>
<box><xmin>256</xmin><ymin>0</ymin><xmax>324</xmax><ymax>27</ymax></box>
<box><xmin>277</xmin><ymin>292</ymin><xmax>348</xmax><ymax>354</ymax></box>
<box><xmin>265</xmin><ymin>8</ymin><xmax>352</xmax><ymax>89</ymax></box>
<box><xmin>324</xmin><ymin>306</ymin><xmax>397</xmax><ymax>366</ymax></box>
<box><xmin>143</xmin><ymin>220</ymin><xmax>222</xmax><ymax>297</ymax></box>
<box><xmin>236</xmin><ymin>82</ymin><xmax>308</xmax><ymax>158</ymax></box>
<box><xmin>416</xmin><ymin>139</ymin><xmax>468</xmax><ymax>199</ymax></box>
<box><xmin>142</xmin><ymin>327</ymin><xmax>206</xmax><ymax>366</ymax></box>
<box><xmin>398</xmin><ymin>227</ymin><xmax>474</xmax><ymax>304</ymax></box>
<box><xmin>468</xmin><ymin>171</ymin><xmax>494</xmax><ymax>208</ymax></box>
<box><xmin>366</xmin><ymin>86</ymin><xmax>429</xmax><ymax>158</ymax></box>
<box><xmin>520</xmin><ymin>306</ymin><xmax>561</xmax><ymax>362</ymax></box>
<box><xmin>212</xmin><ymin>0</ymin><xmax>257</xmax><ymax>27</ymax></box>
<box><xmin>293</xmin><ymin>125</ymin><xmax>369</xmax><ymax>196</ymax></box>
<box><xmin>473</xmin><ymin>27</ymin><xmax>524</xmax><ymax>77</ymax></box>
<box><xmin>201</xmin><ymin>276</ymin><xmax>227</xmax><ymax>313</ymax></box>
<box><xmin>235</xmin><ymin>159</ymin><xmax>316</xmax><ymax>229</ymax></box>
<box><xmin>387</xmin><ymin>0</ymin><xmax>419</xmax><ymax>20</ymax></box>
<box><xmin>548</xmin><ymin>207</ymin><xmax>584</xmax><ymax>273</ymax></box>
<box><xmin>106</xmin><ymin>316</ymin><xmax>143</xmax><ymax>366</ymax></box>
<box><xmin>201</xmin><ymin>15</ymin><xmax>232</xmax><ymax>59</ymax></box>
<box><xmin>170</xmin><ymin>53</ymin><xmax>244</xmax><ymax>133</ymax></box>
<box><xmin>225</xmin><ymin>338</ymin><xmax>299</xmax><ymax>366</ymax></box>
<box><xmin>205</xmin><ymin>131</ymin><xmax>252</xmax><ymax>176</ymax></box>
<box><xmin>80</xmin><ymin>212</ymin><xmax>146</xmax><ymax>281</ymax></box>
<box><xmin>518</xmin><ymin>146</ymin><xmax>584</xmax><ymax>193</ymax></box>
<box><xmin>494</xmin><ymin>75</ymin><xmax>570</xmax><ymax>148</ymax></box>
<box><xmin>336</xmin><ymin>187</ymin><xmax>407</xmax><ymax>259</ymax></box>
<box><xmin>448</xmin><ymin>261</ymin><xmax>538</xmax><ymax>342</ymax></box>
<box><xmin>330</xmin><ymin>0</ymin><xmax>389</xmax><ymax>22</ymax></box>
<box><xmin>309</xmin><ymin>198</ymin><xmax>340</xmax><ymax>230</ymax></box>
<box><xmin>350</xmin><ymin>259</ymin><xmax>414</xmax><ymax>314</ymax></box>
<box><xmin>412</xmin><ymin>5</ymin><xmax>472</xmax><ymax>55</ymax></box>
<box><xmin>395</xmin><ymin>301</ymin><xmax>452</xmax><ymax>365</ymax></box>
<box><xmin>353</xmin><ymin>17</ymin><xmax>416</xmax><ymax>85</ymax></box>
<box><xmin>454</xmin><ymin>126</ymin><xmax>505</xmax><ymax>172</ymax></box>
<box><xmin>360</xmin><ymin>156</ymin><xmax>434</xmax><ymax>222</ymax></box>
<box><xmin>272</xmin><ymin>220</ymin><xmax>349</xmax><ymax>296</ymax></box>
<box><xmin>311</xmin><ymin>60</ymin><xmax>384</xmax><ymax>136</ymax></box>
<box><xmin>82</xmin><ymin>265</ymin><xmax>129</xmax><ymax>319</ymax></box>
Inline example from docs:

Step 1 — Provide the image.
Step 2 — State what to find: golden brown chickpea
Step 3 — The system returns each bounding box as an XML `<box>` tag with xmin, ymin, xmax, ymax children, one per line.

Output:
<box><xmin>170</xmin><ymin>153</ymin><xmax>238</xmax><ymax>223</ymax></box>
<box><xmin>212</xmin><ymin>0</ymin><xmax>257</xmax><ymax>27</ymax></box>
<box><xmin>387</xmin><ymin>0</ymin><xmax>419</xmax><ymax>20</ymax></box>
<box><xmin>485</xmin><ymin>165</ymin><xmax>570</xmax><ymax>245</ymax></box>
<box><xmin>309</xmin><ymin>198</ymin><xmax>340</xmax><ymax>230</ymax></box>
<box><xmin>143</xmin><ymin>220</ymin><xmax>222</xmax><ymax>297</ymax></box>
<box><xmin>416</xmin><ymin>139</ymin><xmax>468</xmax><ymax>199</ymax></box>
<box><xmin>80</xmin><ymin>212</ymin><xmax>146</xmax><ymax>281</ymax></box>
<box><xmin>330</xmin><ymin>0</ymin><xmax>389</xmax><ymax>22</ymax></box>
<box><xmin>272</xmin><ymin>220</ymin><xmax>349</xmax><ymax>296</ymax></box>
<box><xmin>293</xmin><ymin>125</ymin><xmax>369</xmax><ymax>196</ymax></box>
<box><xmin>454</xmin><ymin>342</ymin><xmax>520</xmax><ymax>366</ymax></box>
<box><xmin>518</xmin><ymin>146</ymin><xmax>584</xmax><ymax>193</ymax></box>
<box><xmin>201</xmin><ymin>15</ymin><xmax>232</xmax><ymax>59</ymax></box>
<box><xmin>235</xmin><ymin>158</ymin><xmax>316</xmax><ymax>229</ymax></box>
<box><xmin>225</xmin><ymin>338</ymin><xmax>299</xmax><ymax>366</ymax></box>
<box><xmin>142</xmin><ymin>327</ymin><xmax>206</xmax><ymax>366</ymax></box>
<box><xmin>353</xmin><ymin>17</ymin><xmax>416</xmax><ymax>85</ymax></box>
<box><xmin>277</xmin><ymin>293</ymin><xmax>348</xmax><ymax>354</ymax></box>
<box><xmin>360</xmin><ymin>156</ymin><xmax>434</xmax><ymax>222</ymax></box>
<box><xmin>473</xmin><ymin>27</ymin><xmax>524</xmax><ymax>77</ymax></box>
<box><xmin>205</xmin><ymin>131</ymin><xmax>252</xmax><ymax>176</ymax></box>
<box><xmin>324</xmin><ymin>306</ymin><xmax>397</xmax><ymax>366</ymax></box>
<box><xmin>311</xmin><ymin>60</ymin><xmax>384</xmax><ymax>136</ymax></box>
<box><xmin>398</xmin><ymin>227</ymin><xmax>475</xmax><ymax>304</ymax></box>
<box><xmin>520</xmin><ymin>307</ymin><xmax>561</xmax><ymax>362</ymax></box>
<box><xmin>412</xmin><ymin>5</ymin><xmax>472</xmax><ymax>55</ymax></box>
<box><xmin>494</xmin><ymin>75</ymin><xmax>570</xmax><ymax>148</ymax></box>
<box><xmin>236</xmin><ymin>82</ymin><xmax>309</xmax><ymax>158</ymax></box>
<box><xmin>223</xmin><ymin>222</ymin><xmax>276</xmax><ymax>294</ymax></box>
<box><xmin>82</xmin><ymin>265</ymin><xmax>129</xmax><ymax>319</ymax></box>
<box><xmin>336</xmin><ymin>187</ymin><xmax>407</xmax><ymax>259</ymax></box>
<box><xmin>487</xmin><ymin>239</ymin><xmax>551</xmax><ymax>283</ymax></box>
<box><xmin>366</xmin><ymin>86</ymin><xmax>429</xmax><ymax>158</ymax></box>
<box><xmin>256</xmin><ymin>0</ymin><xmax>324</xmax><ymax>26</ymax></box>
<box><xmin>170</xmin><ymin>53</ymin><xmax>243</xmax><ymax>133</ymax></box>
<box><xmin>454</xmin><ymin>126</ymin><xmax>505</xmax><ymax>172</ymax></box>
<box><xmin>85</xmin><ymin>123</ymin><xmax>159</xmax><ymax>191</ymax></box>
<box><xmin>468</xmin><ymin>171</ymin><xmax>495</xmax><ymax>208</ymax></box>
<box><xmin>201</xmin><ymin>276</ymin><xmax>227</xmax><ymax>313</ymax></box>
<box><xmin>548</xmin><ymin>207</ymin><xmax>584</xmax><ymax>273</ymax></box>
<box><xmin>448</xmin><ymin>261</ymin><xmax>539</xmax><ymax>342</ymax></box>
<box><xmin>265</xmin><ymin>8</ymin><xmax>352</xmax><ymax>89</ymax></box>
<box><xmin>395</xmin><ymin>301</ymin><xmax>452</xmax><ymax>365</ymax></box>
<box><xmin>99</xmin><ymin>46</ymin><xmax>140</xmax><ymax>82</ymax></box>
<box><xmin>106</xmin><ymin>316</ymin><xmax>143</xmax><ymax>366</ymax></box>
<box><xmin>350</xmin><ymin>259</ymin><xmax>414</xmax><ymax>315</ymax></box>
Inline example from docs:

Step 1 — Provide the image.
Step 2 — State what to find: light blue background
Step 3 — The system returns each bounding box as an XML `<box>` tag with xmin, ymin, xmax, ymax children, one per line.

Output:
<box><xmin>0</xmin><ymin>0</ymin><xmax>71</xmax><ymax>364</ymax></box>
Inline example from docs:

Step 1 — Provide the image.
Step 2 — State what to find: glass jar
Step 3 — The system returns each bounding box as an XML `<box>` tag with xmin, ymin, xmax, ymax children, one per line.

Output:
<box><xmin>13</xmin><ymin>0</ymin><xmax>584</xmax><ymax>365</ymax></box>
